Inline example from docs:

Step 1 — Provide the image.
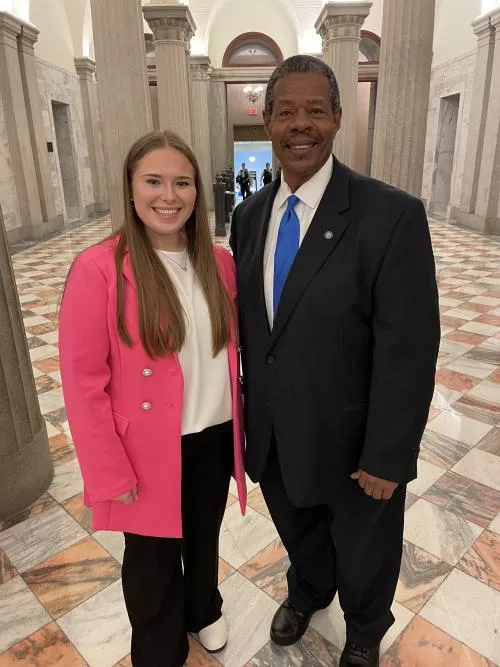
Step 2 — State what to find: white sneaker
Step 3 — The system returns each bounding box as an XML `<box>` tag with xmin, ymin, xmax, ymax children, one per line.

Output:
<box><xmin>198</xmin><ymin>616</ymin><xmax>227</xmax><ymax>653</ymax></box>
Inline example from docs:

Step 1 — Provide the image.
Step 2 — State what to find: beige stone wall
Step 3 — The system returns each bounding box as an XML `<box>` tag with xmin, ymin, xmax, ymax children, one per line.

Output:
<box><xmin>422</xmin><ymin>50</ymin><xmax>477</xmax><ymax>212</ymax></box>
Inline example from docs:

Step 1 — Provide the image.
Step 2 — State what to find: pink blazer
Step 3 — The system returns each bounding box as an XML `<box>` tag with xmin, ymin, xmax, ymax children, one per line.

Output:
<box><xmin>59</xmin><ymin>238</ymin><xmax>246</xmax><ymax>537</ymax></box>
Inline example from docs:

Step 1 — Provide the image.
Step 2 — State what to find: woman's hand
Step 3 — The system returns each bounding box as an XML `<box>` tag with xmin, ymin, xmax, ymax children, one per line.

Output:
<box><xmin>113</xmin><ymin>486</ymin><xmax>138</xmax><ymax>504</ymax></box>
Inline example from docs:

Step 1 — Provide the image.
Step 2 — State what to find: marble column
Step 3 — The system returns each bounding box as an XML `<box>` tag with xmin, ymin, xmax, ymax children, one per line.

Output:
<box><xmin>17</xmin><ymin>21</ymin><xmax>62</xmax><ymax>235</ymax></box>
<box><xmin>315</xmin><ymin>2</ymin><xmax>372</xmax><ymax>167</ymax></box>
<box><xmin>457</xmin><ymin>15</ymin><xmax>495</xmax><ymax>220</ymax></box>
<box><xmin>74</xmin><ymin>57</ymin><xmax>109</xmax><ymax>215</ymax></box>
<box><xmin>190</xmin><ymin>56</ymin><xmax>214</xmax><ymax>209</ymax></box>
<box><xmin>460</xmin><ymin>8</ymin><xmax>500</xmax><ymax>234</ymax></box>
<box><xmin>143</xmin><ymin>4</ymin><xmax>195</xmax><ymax>146</ymax></box>
<box><xmin>209</xmin><ymin>80</ymin><xmax>229</xmax><ymax>177</ymax></box>
<box><xmin>0</xmin><ymin>12</ymin><xmax>44</xmax><ymax>240</ymax></box>
<box><xmin>371</xmin><ymin>0</ymin><xmax>436</xmax><ymax>196</ymax></box>
<box><xmin>89</xmin><ymin>0</ymin><xmax>153</xmax><ymax>230</ymax></box>
<box><xmin>0</xmin><ymin>204</ymin><xmax>53</xmax><ymax>519</ymax></box>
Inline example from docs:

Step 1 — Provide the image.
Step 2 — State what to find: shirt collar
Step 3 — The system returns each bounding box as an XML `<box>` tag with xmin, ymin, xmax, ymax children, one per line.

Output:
<box><xmin>275</xmin><ymin>154</ymin><xmax>333</xmax><ymax>210</ymax></box>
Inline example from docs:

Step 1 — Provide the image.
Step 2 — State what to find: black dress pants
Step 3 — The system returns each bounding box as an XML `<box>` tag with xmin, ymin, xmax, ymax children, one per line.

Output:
<box><xmin>121</xmin><ymin>420</ymin><xmax>233</xmax><ymax>667</ymax></box>
<box><xmin>260</xmin><ymin>441</ymin><xmax>406</xmax><ymax>649</ymax></box>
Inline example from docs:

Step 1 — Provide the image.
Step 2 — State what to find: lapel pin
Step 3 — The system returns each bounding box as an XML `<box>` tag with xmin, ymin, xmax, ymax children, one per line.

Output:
<box><xmin>324</xmin><ymin>231</ymin><xmax>334</xmax><ymax>240</ymax></box>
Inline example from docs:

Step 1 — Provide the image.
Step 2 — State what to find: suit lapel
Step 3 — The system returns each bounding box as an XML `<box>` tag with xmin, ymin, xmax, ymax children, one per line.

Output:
<box><xmin>270</xmin><ymin>159</ymin><xmax>352</xmax><ymax>348</ymax></box>
<box><xmin>250</xmin><ymin>179</ymin><xmax>280</xmax><ymax>336</ymax></box>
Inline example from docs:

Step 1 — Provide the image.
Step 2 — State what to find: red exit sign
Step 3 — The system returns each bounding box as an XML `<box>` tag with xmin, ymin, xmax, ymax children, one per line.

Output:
<box><xmin>248</xmin><ymin>107</ymin><xmax>258</xmax><ymax>116</ymax></box>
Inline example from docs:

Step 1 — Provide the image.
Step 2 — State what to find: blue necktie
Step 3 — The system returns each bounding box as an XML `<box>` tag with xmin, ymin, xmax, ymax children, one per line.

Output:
<box><xmin>273</xmin><ymin>194</ymin><xmax>300</xmax><ymax>318</ymax></box>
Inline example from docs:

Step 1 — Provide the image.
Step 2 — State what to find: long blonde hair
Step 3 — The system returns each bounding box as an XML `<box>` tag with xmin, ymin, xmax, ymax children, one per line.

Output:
<box><xmin>115</xmin><ymin>130</ymin><xmax>234</xmax><ymax>358</ymax></box>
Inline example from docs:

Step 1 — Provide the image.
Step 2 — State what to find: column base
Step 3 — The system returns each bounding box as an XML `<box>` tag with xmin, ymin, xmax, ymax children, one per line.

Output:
<box><xmin>6</xmin><ymin>215</ymin><xmax>65</xmax><ymax>244</ymax></box>
<box><xmin>0</xmin><ymin>427</ymin><xmax>54</xmax><ymax>520</ymax></box>
<box><xmin>452</xmin><ymin>207</ymin><xmax>500</xmax><ymax>235</ymax></box>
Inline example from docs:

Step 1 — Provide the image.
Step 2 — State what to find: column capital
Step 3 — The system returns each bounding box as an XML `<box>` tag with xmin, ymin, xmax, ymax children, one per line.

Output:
<box><xmin>74</xmin><ymin>56</ymin><xmax>96</xmax><ymax>79</ymax></box>
<box><xmin>490</xmin><ymin>7</ymin><xmax>500</xmax><ymax>33</ymax></box>
<box><xmin>18</xmin><ymin>21</ymin><xmax>39</xmax><ymax>54</ymax></box>
<box><xmin>315</xmin><ymin>2</ymin><xmax>372</xmax><ymax>39</ymax></box>
<box><xmin>190</xmin><ymin>55</ymin><xmax>211</xmax><ymax>80</ymax></box>
<box><xmin>0</xmin><ymin>11</ymin><xmax>23</xmax><ymax>48</ymax></box>
<box><xmin>143</xmin><ymin>4</ymin><xmax>196</xmax><ymax>50</ymax></box>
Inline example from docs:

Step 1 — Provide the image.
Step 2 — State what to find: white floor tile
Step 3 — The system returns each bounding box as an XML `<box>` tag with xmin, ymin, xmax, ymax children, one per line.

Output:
<box><xmin>489</xmin><ymin>513</ymin><xmax>500</xmax><ymax>535</ymax></box>
<box><xmin>404</xmin><ymin>500</ymin><xmax>482</xmax><ymax>565</ymax></box>
<box><xmin>407</xmin><ymin>459</ymin><xmax>445</xmax><ymax>496</ymax></box>
<box><xmin>0</xmin><ymin>577</ymin><xmax>51</xmax><ymax>653</ymax></box>
<box><xmin>0</xmin><ymin>505</ymin><xmax>87</xmax><ymax>572</ymax></box>
<box><xmin>93</xmin><ymin>531</ymin><xmax>125</xmax><ymax>564</ymax></box>
<box><xmin>445</xmin><ymin>356</ymin><xmax>498</xmax><ymax>380</ymax></box>
<box><xmin>57</xmin><ymin>579</ymin><xmax>130</xmax><ymax>667</ymax></box>
<box><xmin>29</xmin><ymin>344</ymin><xmax>59</xmax><ymax>362</ymax></box>
<box><xmin>426</xmin><ymin>409</ymin><xmax>493</xmax><ymax>447</ymax></box>
<box><xmin>420</xmin><ymin>569</ymin><xmax>500</xmax><ymax>664</ymax></box>
<box><xmin>48</xmin><ymin>458</ymin><xmax>83</xmax><ymax>502</ymax></box>
<box><xmin>37</xmin><ymin>387</ymin><xmax>65</xmax><ymax>414</ymax></box>
<box><xmin>311</xmin><ymin>596</ymin><xmax>413</xmax><ymax>654</ymax></box>
<box><xmin>452</xmin><ymin>448</ymin><xmax>500</xmax><ymax>492</ymax></box>
<box><xmin>219</xmin><ymin>504</ymin><xmax>279</xmax><ymax>569</ymax></box>
<box><xmin>218</xmin><ymin>572</ymin><xmax>279</xmax><ymax>666</ymax></box>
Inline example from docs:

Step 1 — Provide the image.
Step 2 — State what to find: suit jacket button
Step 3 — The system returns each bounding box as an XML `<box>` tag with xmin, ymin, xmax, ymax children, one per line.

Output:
<box><xmin>142</xmin><ymin>368</ymin><xmax>153</xmax><ymax>377</ymax></box>
<box><xmin>141</xmin><ymin>401</ymin><xmax>152</xmax><ymax>411</ymax></box>
<box><xmin>267</xmin><ymin>355</ymin><xmax>275</xmax><ymax>364</ymax></box>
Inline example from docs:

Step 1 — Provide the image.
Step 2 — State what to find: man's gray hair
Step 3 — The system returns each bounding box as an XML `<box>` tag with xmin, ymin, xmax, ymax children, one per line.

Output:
<box><xmin>264</xmin><ymin>55</ymin><xmax>341</xmax><ymax>116</ymax></box>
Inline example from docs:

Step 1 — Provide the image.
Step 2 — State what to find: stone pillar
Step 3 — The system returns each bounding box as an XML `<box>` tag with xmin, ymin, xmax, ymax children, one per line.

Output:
<box><xmin>457</xmin><ymin>15</ymin><xmax>495</xmax><ymax>219</ymax></box>
<box><xmin>190</xmin><ymin>56</ymin><xmax>214</xmax><ymax>209</ymax></box>
<box><xmin>465</xmin><ymin>9</ymin><xmax>500</xmax><ymax>234</ymax></box>
<box><xmin>315</xmin><ymin>2</ymin><xmax>372</xmax><ymax>167</ymax></box>
<box><xmin>17</xmin><ymin>22</ymin><xmax>62</xmax><ymax>235</ymax></box>
<box><xmin>74</xmin><ymin>57</ymin><xmax>109</xmax><ymax>215</ymax></box>
<box><xmin>371</xmin><ymin>0</ymin><xmax>436</xmax><ymax>196</ymax></box>
<box><xmin>0</xmin><ymin>204</ymin><xmax>53</xmax><ymax>519</ymax></box>
<box><xmin>209</xmin><ymin>80</ymin><xmax>229</xmax><ymax>177</ymax></box>
<box><xmin>90</xmin><ymin>0</ymin><xmax>153</xmax><ymax>230</ymax></box>
<box><xmin>0</xmin><ymin>12</ymin><xmax>44</xmax><ymax>240</ymax></box>
<box><xmin>143</xmin><ymin>4</ymin><xmax>196</xmax><ymax>146</ymax></box>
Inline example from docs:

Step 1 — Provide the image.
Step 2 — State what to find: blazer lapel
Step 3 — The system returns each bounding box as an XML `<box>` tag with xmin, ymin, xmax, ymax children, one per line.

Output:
<box><xmin>270</xmin><ymin>159</ymin><xmax>352</xmax><ymax>348</ymax></box>
<box><xmin>250</xmin><ymin>179</ymin><xmax>281</xmax><ymax>336</ymax></box>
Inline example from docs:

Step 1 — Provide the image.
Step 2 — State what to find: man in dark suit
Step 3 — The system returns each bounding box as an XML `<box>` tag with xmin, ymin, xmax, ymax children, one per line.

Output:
<box><xmin>230</xmin><ymin>55</ymin><xmax>440</xmax><ymax>667</ymax></box>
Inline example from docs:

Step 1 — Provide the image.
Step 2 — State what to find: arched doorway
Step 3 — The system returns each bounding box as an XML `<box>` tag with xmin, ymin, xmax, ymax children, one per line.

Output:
<box><xmin>222</xmin><ymin>32</ymin><xmax>283</xmax><ymax>67</ymax></box>
<box><xmin>222</xmin><ymin>33</ymin><xmax>281</xmax><ymax>198</ymax></box>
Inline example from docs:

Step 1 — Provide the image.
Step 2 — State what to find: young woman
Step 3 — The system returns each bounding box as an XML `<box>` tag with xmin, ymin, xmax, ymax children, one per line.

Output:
<box><xmin>59</xmin><ymin>130</ymin><xmax>246</xmax><ymax>667</ymax></box>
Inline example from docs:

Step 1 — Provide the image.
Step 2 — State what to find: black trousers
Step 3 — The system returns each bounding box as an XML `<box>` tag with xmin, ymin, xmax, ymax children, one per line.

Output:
<box><xmin>260</xmin><ymin>441</ymin><xmax>406</xmax><ymax>649</ymax></box>
<box><xmin>121</xmin><ymin>420</ymin><xmax>233</xmax><ymax>667</ymax></box>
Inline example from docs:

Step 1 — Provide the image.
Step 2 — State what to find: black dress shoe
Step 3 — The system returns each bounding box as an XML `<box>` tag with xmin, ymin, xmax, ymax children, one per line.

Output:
<box><xmin>340</xmin><ymin>642</ymin><xmax>380</xmax><ymax>666</ymax></box>
<box><xmin>270</xmin><ymin>598</ymin><xmax>314</xmax><ymax>646</ymax></box>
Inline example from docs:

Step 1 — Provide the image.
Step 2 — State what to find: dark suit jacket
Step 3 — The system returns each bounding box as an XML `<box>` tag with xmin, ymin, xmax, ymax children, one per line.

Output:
<box><xmin>230</xmin><ymin>157</ymin><xmax>440</xmax><ymax>508</ymax></box>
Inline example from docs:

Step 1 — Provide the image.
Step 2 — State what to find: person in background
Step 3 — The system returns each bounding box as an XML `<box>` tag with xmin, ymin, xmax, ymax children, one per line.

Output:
<box><xmin>59</xmin><ymin>130</ymin><xmax>246</xmax><ymax>667</ymax></box>
<box><xmin>230</xmin><ymin>55</ymin><xmax>439</xmax><ymax>667</ymax></box>
<box><xmin>261</xmin><ymin>162</ymin><xmax>273</xmax><ymax>187</ymax></box>
<box><xmin>236</xmin><ymin>162</ymin><xmax>251</xmax><ymax>199</ymax></box>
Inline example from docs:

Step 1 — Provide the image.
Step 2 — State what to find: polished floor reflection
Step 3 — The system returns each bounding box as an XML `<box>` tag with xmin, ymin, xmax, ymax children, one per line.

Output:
<box><xmin>0</xmin><ymin>216</ymin><xmax>499</xmax><ymax>666</ymax></box>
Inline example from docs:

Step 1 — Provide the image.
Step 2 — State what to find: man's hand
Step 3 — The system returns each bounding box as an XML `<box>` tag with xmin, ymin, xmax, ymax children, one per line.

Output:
<box><xmin>351</xmin><ymin>470</ymin><xmax>398</xmax><ymax>500</ymax></box>
<box><xmin>113</xmin><ymin>486</ymin><xmax>138</xmax><ymax>504</ymax></box>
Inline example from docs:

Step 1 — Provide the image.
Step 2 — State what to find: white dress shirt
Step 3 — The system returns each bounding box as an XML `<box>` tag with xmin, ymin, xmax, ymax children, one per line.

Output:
<box><xmin>264</xmin><ymin>155</ymin><xmax>333</xmax><ymax>327</ymax></box>
<box><xmin>156</xmin><ymin>249</ymin><xmax>232</xmax><ymax>435</ymax></box>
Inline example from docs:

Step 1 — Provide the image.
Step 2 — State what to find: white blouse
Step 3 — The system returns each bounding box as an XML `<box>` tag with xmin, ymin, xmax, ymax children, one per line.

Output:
<box><xmin>156</xmin><ymin>248</ymin><xmax>232</xmax><ymax>436</ymax></box>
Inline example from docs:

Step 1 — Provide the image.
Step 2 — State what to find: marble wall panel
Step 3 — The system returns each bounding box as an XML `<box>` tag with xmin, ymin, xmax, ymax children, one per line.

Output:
<box><xmin>422</xmin><ymin>50</ymin><xmax>476</xmax><ymax>215</ymax></box>
<box><xmin>35</xmin><ymin>59</ymin><xmax>95</xmax><ymax>220</ymax></box>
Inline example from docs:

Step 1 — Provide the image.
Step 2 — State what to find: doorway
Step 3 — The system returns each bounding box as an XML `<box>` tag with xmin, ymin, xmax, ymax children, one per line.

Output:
<box><xmin>430</xmin><ymin>94</ymin><xmax>460</xmax><ymax>219</ymax></box>
<box><xmin>234</xmin><ymin>141</ymin><xmax>273</xmax><ymax>200</ymax></box>
<box><xmin>51</xmin><ymin>101</ymin><xmax>80</xmax><ymax>223</ymax></box>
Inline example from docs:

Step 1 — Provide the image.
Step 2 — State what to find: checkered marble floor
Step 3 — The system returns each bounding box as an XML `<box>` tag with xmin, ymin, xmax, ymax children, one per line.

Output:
<box><xmin>1</xmin><ymin>215</ymin><xmax>499</xmax><ymax>667</ymax></box>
